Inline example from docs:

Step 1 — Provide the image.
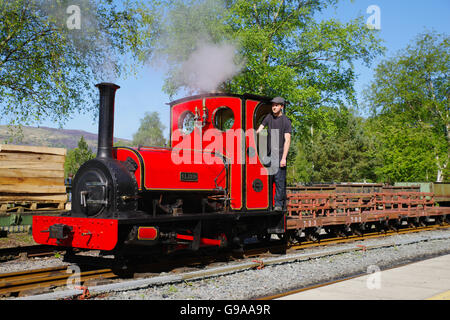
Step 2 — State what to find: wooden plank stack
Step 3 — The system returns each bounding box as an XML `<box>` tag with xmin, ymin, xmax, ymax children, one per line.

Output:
<box><xmin>0</xmin><ymin>144</ymin><xmax>67</xmax><ymax>212</ymax></box>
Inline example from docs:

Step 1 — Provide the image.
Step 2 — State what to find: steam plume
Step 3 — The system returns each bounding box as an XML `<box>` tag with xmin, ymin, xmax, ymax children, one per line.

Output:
<box><xmin>177</xmin><ymin>40</ymin><xmax>243</xmax><ymax>94</ymax></box>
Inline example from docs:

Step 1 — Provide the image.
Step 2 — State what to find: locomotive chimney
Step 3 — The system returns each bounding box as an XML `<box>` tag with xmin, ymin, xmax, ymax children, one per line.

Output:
<box><xmin>95</xmin><ymin>82</ymin><xmax>120</xmax><ymax>159</ymax></box>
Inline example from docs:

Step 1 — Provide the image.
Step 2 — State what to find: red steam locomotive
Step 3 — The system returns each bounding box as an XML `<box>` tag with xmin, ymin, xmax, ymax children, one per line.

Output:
<box><xmin>33</xmin><ymin>83</ymin><xmax>285</xmax><ymax>256</ymax></box>
<box><xmin>32</xmin><ymin>83</ymin><xmax>450</xmax><ymax>259</ymax></box>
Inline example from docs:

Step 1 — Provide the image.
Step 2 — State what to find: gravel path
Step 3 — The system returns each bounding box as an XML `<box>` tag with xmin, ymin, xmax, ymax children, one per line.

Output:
<box><xmin>98</xmin><ymin>228</ymin><xmax>450</xmax><ymax>300</ymax></box>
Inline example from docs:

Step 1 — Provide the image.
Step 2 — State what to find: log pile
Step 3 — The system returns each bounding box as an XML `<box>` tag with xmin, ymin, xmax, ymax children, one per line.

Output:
<box><xmin>0</xmin><ymin>144</ymin><xmax>67</xmax><ymax>212</ymax></box>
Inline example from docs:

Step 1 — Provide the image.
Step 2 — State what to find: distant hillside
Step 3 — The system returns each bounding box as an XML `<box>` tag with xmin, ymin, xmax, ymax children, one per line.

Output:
<box><xmin>0</xmin><ymin>125</ymin><xmax>132</xmax><ymax>151</ymax></box>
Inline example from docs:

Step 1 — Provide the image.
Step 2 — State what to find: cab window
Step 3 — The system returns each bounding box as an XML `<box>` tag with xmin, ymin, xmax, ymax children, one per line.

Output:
<box><xmin>213</xmin><ymin>106</ymin><xmax>235</xmax><ymax>132</ymax></box>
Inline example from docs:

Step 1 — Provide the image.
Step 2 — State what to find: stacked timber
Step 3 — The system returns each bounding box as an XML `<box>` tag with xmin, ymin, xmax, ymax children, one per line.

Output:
<box><xmin>0</xmin><ymin>144</ymin><xmax>67</xmax><ymax>213</ymax></box>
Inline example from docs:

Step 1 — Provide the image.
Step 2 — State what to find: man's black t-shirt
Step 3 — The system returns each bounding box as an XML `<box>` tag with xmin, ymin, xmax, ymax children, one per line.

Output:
<box><xmin>261</xmin><ymin>113</ymin><xmax>292</xmax><ymax>159</ymax></box>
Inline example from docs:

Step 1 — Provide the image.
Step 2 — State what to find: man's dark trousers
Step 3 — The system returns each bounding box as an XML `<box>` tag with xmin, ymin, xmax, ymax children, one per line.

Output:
<box><xmin>273</xmin><ymin>166</ymin><xmax>287</xmax><ymax>209</ymax></box>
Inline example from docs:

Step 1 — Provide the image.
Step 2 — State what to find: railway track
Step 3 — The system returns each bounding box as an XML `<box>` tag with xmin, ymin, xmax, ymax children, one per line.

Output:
<box><xmin>0</xmin><ymin>245</ymin><xmax>61</xmax><ymax>262</ymax></box>
<box><xmin>288</xmin><ymin>224</ymin><xmax>446</xmax><ymax>250</ymax></box>
<box><xmin>0</xmin><ymin>265</ymin><xmax>117</xmax><ymax>298</ymax></box>
<box><xmin>2</xmin><ymin>223</ymin><xmax>449</xmax><ymax>299</ymax></box>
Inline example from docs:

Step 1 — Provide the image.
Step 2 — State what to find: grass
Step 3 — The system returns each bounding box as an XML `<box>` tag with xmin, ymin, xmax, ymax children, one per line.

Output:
<box><xmin>0</xmin><ymin>232</ymin><xmax>36</xmax><ymax>248</ymax></box>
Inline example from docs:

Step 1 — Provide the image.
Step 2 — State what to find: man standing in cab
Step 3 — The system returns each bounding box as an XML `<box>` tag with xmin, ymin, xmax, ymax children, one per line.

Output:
<box><xmin>256</xmin><ymin>97</ymin><xmax>292</xmax><ymax>211</ymax></box>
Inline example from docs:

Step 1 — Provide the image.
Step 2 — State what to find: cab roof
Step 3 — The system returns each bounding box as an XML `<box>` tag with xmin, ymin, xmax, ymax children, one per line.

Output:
<box><xmin>167</xmin><ymin>92</ymin><xmax>274</xmax><ymax>107</ymax></box>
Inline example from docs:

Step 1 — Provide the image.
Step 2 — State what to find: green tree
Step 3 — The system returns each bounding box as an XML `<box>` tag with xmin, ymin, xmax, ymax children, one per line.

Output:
<box><xmin>113</xmin><ymin>140</ymin><xmax>134</xmax><ymax>147</ymax></box>
<box><xmin>289</xmin><ymin>140</ymin><xmax>313</xmax><ymax>184</ymax></box>
<box><xmin>364</xmin><ymin>31</ymin><xmax>449</xmax><ymax>182</ymax></box>
<box><xmin>156</xmin><ymin>0</ymin><xmax>384</xmax><ymax>139</ymax></box>
<box><xmin>365</xmin><ymin>117</ymin><xmax>438</xmax><ymax>183</ymax></box>
<box><xmin>64</xmin><ymin>136</ymin><xmax>95</xmax><ymax>178</ymax></box>
<box><xmin>290</xmin><ymin>108</ymin><xmax>378</xmax><ymax>184</ymax></box>
<box><xmin>132</xmin><ymin>112</ymin><xmax>167</xmax><ymax>147</ymax></box>
<box><xmin>0</xmin><ymin>0</ymin><xmax>158</xmax><ymax>126</ymax></box>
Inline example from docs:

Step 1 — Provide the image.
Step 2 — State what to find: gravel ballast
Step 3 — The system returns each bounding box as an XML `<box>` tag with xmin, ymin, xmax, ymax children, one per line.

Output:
<box><xmin>99</xmin><ymin>229</ymin><xmax>450</xmax><ymax>300</ymax></box>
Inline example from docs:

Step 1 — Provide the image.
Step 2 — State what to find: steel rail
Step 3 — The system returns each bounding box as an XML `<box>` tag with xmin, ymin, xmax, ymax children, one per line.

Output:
<box><xmin>0</xmin><ymin>245</ymin><xmax>60</xmax><ymax>262</ymax></box>
<box><xmin>0</xmin><ymin>266</ymin><xmax>116</xmax><ymax>297</ymax></box>
<box><xmin>288</xmin><ymin>224</ymin><xmax>448</xmax><ymax>251</ymax></box>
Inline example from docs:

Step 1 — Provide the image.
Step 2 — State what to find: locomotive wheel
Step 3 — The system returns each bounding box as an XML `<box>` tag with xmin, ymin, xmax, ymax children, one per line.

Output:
<box><xmin>111</xmin><ymin>255</ymin><xmax>136</xmax><ymax>278</ymax></box>
<box><xmin>231</xmin><ymin>235</ymin><xmax>244</xmax><ymax>253</ymax></box>
<box><xmin>276</xmin><ymin>233</ymin><xmax>286</xmax><ymax>242</ymax></box>
<box><xmin>257</xmin><ymin>233</ymin><xmax>271</xmax><ymax>243</ymax></box>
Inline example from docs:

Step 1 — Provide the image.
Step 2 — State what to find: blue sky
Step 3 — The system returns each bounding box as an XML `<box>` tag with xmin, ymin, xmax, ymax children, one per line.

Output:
<box><xmin>34</xmin><ymin>0</ymin><xmax>450</xmax><ymax>140</ymax></box>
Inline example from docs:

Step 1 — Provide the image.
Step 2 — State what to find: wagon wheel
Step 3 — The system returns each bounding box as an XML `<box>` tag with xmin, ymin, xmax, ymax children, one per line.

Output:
<box><xmin>375</xmin><ymin>221</ymin><xmax>388</xmax><ymax>234</ymax></box>
<box><xmin>351</xmin><ymin>224</ymin><xmax>363</xmax><ymax>236</ymax></box>
<box><xmin>419</xmin><ymin>217</ymin><xmax>427</xmax><ymax>227</ymax></box>
<box><xmin>407</xmin><ymin>217</ymin><xmax>419</xmax><ymax>228</ymax></box>
<box><xmin>304</xmin><ymin>229</ymin><xmax>319</xmax><ymax>242</ymax></box>
<box><xmin>435</xmin><ymin>215</ymin><xmax>445</xmax><ymax>226</ymax></box>
<box><xmin>324</xmin><ymin>226</ymin><xmax>338</xmax><ymax>238</ymax></box>
<box><xmin>335</xmin><ymin>225</ymin><xmax>351</xmax><ymax>238</ymax></box>
<box><xmin>387</xmin><ymin>220</ymin><xmax>398</xmax><ymax>232</ymax></box>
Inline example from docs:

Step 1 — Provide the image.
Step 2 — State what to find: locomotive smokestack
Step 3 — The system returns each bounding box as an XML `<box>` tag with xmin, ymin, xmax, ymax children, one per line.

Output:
<box><xmin>95</xmin><ymin>82</ymin><xmax>120</xmax><ymax>159</ymax></box>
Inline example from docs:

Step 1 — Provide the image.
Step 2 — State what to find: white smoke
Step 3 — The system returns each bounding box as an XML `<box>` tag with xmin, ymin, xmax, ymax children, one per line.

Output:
<box><xmin>149</xmin><ymin>0</ymin><xmax>245</xmax><ymax>95</ymax></box>
<box><xmin>177</xmin><ymin>40</ymin><xmax>244</xmax><ymax>94</ymax></box>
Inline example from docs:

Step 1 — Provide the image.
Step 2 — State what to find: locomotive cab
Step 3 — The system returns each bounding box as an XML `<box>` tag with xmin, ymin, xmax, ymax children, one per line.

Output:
<box><xmin>169</xmin><ymin>94</ymin><xmax>277</xmax><ymax>212</ymax></box>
